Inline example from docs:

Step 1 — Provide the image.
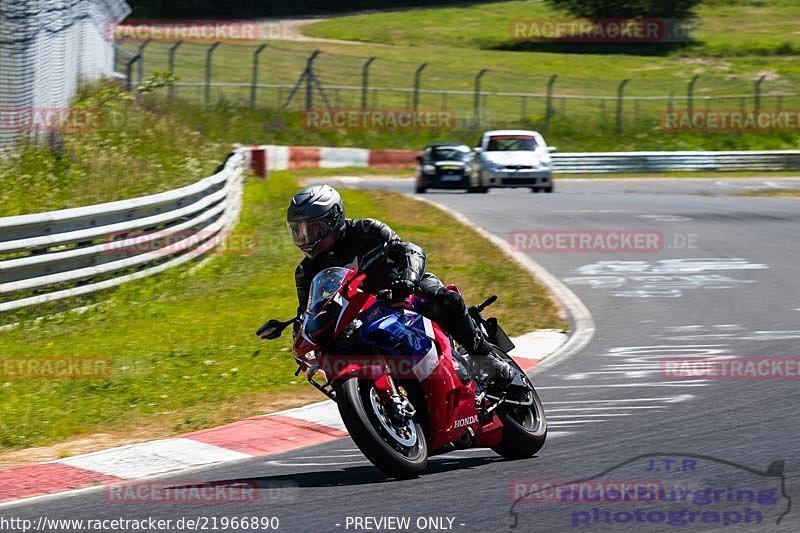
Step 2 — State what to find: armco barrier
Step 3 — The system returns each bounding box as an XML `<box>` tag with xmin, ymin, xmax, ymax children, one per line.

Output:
<box><xmin>551</xmin><ymin>150</ymin><xmax>800</xmax><ymax>174</ymax></box>
<box><xmin>248</xmin><ymin>145</ymin><xmax>800</xmax><ymax>176</ymax></box>
<box><xmin>0</xmin><ymin>148</ymin><xmax>250</xmax><ymax>313</ymax></box>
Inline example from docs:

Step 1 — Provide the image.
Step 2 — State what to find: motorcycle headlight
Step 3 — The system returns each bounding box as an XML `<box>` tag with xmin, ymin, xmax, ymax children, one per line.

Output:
<box><xmin>422</xmin><ymin>164</ymin><xmax>436</xmax><ymax>174</ymax></box>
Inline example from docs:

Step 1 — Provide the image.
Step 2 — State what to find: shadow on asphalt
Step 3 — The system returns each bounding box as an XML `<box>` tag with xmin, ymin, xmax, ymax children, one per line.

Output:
<box><xmin>211</xmin><ymin>455</ymin><xmax>508</xmax><ymax>488</ymax></box>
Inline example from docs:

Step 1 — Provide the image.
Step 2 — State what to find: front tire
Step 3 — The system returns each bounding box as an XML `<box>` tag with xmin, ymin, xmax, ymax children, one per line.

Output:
<box><xmin>335</xmin><ymin>378</ymin><xmax>428</xmax><ymax>478</ymax></box>
<box><xmin>415</xmin><ymin>184</ymin><xmax>427</xmax><ymax>194</ymax></box>
<box><xmin>492</xmin><ymin>386</ymin><xmax>547</xmax><ymax>460</ymax></box>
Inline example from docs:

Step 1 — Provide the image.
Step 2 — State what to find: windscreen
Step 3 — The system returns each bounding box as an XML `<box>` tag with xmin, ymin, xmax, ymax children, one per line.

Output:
<box><xmin>306</xmin><ymin>267</ymin><xmax>349</xmax><ymax>312</ymax></box>
<box><xmin>486</xmin><ymin>135</ymin><xmax>537</xmax><ymax>151</ymax></box>
<box><xmin>430</xmin><ymin>146</ymin><xmax>471</xmax><ymax>161</ymax></box>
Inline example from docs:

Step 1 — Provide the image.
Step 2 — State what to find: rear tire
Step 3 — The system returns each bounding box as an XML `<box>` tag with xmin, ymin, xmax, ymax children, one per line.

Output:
<box><xmin>492</xmin><ymin>385</ymin><xmax>547</xmax><ymax>460</ymax></box>
<box><xmin>335</xmin><ymin>378</ymin><xmax>428</xmax><ymax>478</ymax></box>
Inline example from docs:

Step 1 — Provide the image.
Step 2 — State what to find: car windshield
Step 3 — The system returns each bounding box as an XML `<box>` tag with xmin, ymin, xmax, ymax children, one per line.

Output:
<box><xmin>430</xmin><ymin>146</ymin><xmax>470</xmax><ymax>161</ymax></box>
<box><xmin>306</xmin><ymin>267</ymin><xmax>349</xmax><ymax>312</ymax></box>
<box><xmin>486</xmin><ymin>135</ymin><xmax>537</xmax><ymax>151</ymax></box>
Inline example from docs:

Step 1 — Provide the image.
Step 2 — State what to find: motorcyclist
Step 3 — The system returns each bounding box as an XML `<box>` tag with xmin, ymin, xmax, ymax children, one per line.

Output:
<box><xmin>285</xmin><ymin>184</ymin><xmax>513</xmax><ymax>388</ymax></box>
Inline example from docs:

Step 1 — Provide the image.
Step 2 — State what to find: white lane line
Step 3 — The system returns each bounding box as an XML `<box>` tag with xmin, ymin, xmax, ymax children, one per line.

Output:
<box><xmin>548</xmin><ymin>414</ymin><xmax>632</xmax><ymax>418</ymax></box>
<box><xmin>263</xmin><ymin>460</ymin><xmax>368</xmax><ymax>467</ymax></box>
<box><xmin>552</xmin><ymin>210</ymin><xmax>624</xmax><ymax>214</ymax></box>
<box><xmin>290</xmin><ymin>454</ymin><xmax>365</xmax><ymax>459</ymax></box>
<box><xmin>547</xmin><ymin>421</ymin><xmax>610</xmax><ymax>426</ymax></box>
<box><xmin>538</xmin><ymin>382</ymin><xmax>709</xmax><ymax>389</ymax></box>
<box><xmin>546</xmin><ymin>406</ymin><xmax>667</xmax><ymax>412</ymax></box>
<box><xmin>544</xmin><ymin>395</ymin><xmax>694</xmax><ymax>404</ymax></box>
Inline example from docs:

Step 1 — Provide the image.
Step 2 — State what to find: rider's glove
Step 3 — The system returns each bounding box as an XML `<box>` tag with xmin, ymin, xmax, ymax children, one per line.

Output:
<box><xmin>389</xmin><ymin>279</ymin><xmax>416</xmax><ymax>302</ymax></box>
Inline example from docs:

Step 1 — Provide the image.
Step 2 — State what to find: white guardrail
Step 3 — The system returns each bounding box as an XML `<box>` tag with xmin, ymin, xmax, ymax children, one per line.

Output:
<box><xmin>0</xmin><ymin>148</ymin><xmax>250</xmax><ymax>313</ymax></box>
<box><xmin>552</xmin><ymin>150</ymin><xmax>800</xmax><ymax>173</ymax></box>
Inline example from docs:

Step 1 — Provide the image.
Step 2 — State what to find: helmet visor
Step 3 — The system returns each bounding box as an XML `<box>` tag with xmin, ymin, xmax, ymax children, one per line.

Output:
<box><xmin>289</xmin><ymin>220</ymin><xmax>331</xmax><ymax>248</ymax></box>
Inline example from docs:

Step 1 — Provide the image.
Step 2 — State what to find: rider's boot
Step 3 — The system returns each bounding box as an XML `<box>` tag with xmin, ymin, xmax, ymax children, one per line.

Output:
<box><xmin>467</xmin><ymin>330</ymin><xmax>514</xmax><ymax>389</ymax></box>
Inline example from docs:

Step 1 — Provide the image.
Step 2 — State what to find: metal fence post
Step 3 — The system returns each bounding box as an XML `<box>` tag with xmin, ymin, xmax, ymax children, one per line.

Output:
<box><xmin>361</xmin><ymin>57</ymin><xmax>376</xmax><ymax>111</ymax></box>
<box><xmin>168</xmin><ymin>40</ymin><xmax>183</xmax><ymax>100</ymax></box>
<box><xmin>474</xmin><ymin>69</ymin><xmax>488</xmax><ymax>126</ymax></box>
<box><xmin>251</xmin><ymin>44</ymin><xmax>267</xmax><ymax>108</ymax></box>
<box><xmin>754</xmin><ymin>74</ymin><xmax>766</xmax><ymax>116</ymax></box>
<box><xmin>125</xmin><ymin>55</ymin><xmax>140</xmax><ymax>91</ymax></box>
<box><xmin>305</xmin><ymin>50</ymin><xmax>321</xmax><ymax>110</ymax></box>
<box><xmin>616</xmin><ymin>79</ymin><xmax>629</xmax><ymax>134</ymax></box>
<box><xmin>136</xmin><ymin>39</ymin><xmax>152</xmax><ymax>87</ymax></box>
<box><xmin>545</xmin><ymin>75</ymin><xmax>557</xmax><ymax>128</ymax></box>
<box><xmin>204</xmin><ymin>41</ymin><xmax>221</xmax><ymax>106</ymax></box>
<box><xmin>688</xmin><ymin>75</ymin><xmax>699</xmax><ymax>116</ymax></box>
<box><xmin>413</xmin><ymin>63</ymin><xmax>427</xmax><ymax>112</ymax></box>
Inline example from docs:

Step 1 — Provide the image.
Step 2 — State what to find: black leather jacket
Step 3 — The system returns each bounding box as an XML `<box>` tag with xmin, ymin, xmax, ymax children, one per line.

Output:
<box><xmin>294</xmin><ymin>218</ymin><xmax>426</xmax><ymax>316</ymax></box>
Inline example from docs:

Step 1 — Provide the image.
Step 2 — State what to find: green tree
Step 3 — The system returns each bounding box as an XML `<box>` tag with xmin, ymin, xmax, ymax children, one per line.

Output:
<box><xmin>543</xmin><ymin>0</ymin><xmax>702</xmax><ymax>19</ymax></box>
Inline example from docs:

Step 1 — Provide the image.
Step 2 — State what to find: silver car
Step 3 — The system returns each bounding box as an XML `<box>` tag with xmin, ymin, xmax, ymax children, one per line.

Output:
<box><xmin>472</xmin><ymin>129</ymin><xmax>556</xmax><ymax>193</ymax></box>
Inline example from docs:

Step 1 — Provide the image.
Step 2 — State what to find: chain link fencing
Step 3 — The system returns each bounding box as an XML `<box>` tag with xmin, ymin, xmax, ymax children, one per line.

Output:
<box><xmin>118</xmin><ymin>39</ymin><xmax>800</xmax><ymax>134</ymax></box>
<box><xmin>0</xmin><ymin>0</ymin><xmax>131</xmax><ymax>150</ymax></box>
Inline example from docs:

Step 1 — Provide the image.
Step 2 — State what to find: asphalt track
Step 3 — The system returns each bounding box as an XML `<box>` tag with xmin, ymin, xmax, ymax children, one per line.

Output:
<box><xmin>6</xmin><ymin>176</ymin><xmax>800</xmax><ymax>532</ymax></box>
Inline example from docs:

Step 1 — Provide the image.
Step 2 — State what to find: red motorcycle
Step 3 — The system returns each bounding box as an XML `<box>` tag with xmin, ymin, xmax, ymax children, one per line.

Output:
<box><xmin>258</xmin><ymin>261</ymin><xmax>546</xmax><ymax>478</ymax></box>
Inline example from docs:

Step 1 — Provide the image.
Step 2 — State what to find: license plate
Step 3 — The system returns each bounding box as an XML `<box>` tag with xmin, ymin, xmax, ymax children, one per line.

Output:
<box><xmin>440</xmin><ymin>175</ymin><xmax>462</xmax><ymax>181</ymax></box>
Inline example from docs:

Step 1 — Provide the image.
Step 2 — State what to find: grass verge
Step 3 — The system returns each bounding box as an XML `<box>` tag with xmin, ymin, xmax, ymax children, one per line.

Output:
<box><xmin>0</xmin><ymin>84</ymin><xmax>228</xmax><ymax>217</ymax></box>
<box><xmin>305</xmin><ymin>0</ymin><xmax>800</xmax><ymax>58</ymax></box>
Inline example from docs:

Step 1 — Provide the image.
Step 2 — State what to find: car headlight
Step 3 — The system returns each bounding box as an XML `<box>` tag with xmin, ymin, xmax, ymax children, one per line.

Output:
<box><xmin>422</xmin><ymin>164</ymin><xmax>436</xmax><ymax>174</ymax></box>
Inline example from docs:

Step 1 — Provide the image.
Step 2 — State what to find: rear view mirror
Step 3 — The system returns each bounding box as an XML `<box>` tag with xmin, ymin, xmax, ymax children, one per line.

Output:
<box><xmin>415</xmin><ymin>155</ymin><xmax>423</xmax><ymax>163</ymax></box>
<box><xmin>473</xmin><ymin>147</ymin><xmax>483</xmax><ymax>153</ymax></box>
<box><xmin>256</xmin><ymin>318</ymin><xmax>295</xmax><ymax>340</ymax></box>
<box><xmin>547</xmin><ymin>146</ymin><xmax>557</xmax><ymax>153</ymax></box>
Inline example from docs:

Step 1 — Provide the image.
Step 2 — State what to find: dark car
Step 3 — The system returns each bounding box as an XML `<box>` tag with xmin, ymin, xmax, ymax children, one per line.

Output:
<box><xmin>415</xmin><ymin>143</ymin><xmax>477</xmax><ymax>193</ymax></box>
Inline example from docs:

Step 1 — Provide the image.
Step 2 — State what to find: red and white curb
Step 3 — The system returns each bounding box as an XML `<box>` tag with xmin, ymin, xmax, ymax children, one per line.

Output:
<box><xmin>247</xmin><ymin>145</ymin><xmax>419</xmax><ymax>177</ymax></box>
<box><xmin>0</xmin><ymin>332</ymin><xmax>561</xmax><ymax>506</ymax></box>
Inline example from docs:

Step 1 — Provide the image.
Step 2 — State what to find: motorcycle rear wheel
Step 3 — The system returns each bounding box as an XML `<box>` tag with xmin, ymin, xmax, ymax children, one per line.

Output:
<box><xmin>335</xmin><ymin>377</ymin><xmax>428</xmax><ymax>478</ymax></box>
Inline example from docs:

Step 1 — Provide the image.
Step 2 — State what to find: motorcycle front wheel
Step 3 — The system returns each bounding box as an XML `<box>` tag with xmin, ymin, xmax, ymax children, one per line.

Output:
<box><xmin>335</xmin><ymin>377</ymin><xmax>428</xmax><ymax>479</ymax></box>
<box><xmin>492</xmin><ymin>384</ymin><xmax>547</xmax><ymax>459</ymax></box>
